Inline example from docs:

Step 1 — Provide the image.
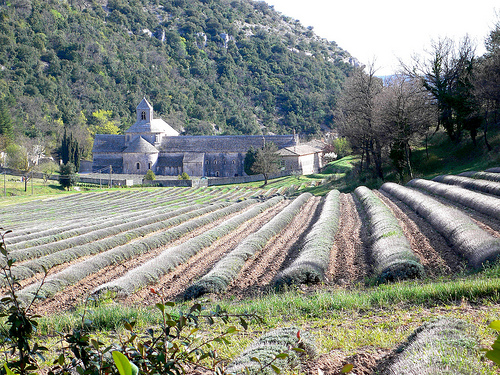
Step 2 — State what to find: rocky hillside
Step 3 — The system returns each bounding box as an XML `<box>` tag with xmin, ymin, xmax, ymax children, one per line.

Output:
<box><xmin>0</xmin><ymin>0</ymin><xmax>354</xmax><ymax>154</ymax></box>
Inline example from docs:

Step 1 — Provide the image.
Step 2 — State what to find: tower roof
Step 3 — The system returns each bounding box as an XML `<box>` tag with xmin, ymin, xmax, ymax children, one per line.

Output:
<box><xmin>123</xmin><ymin>136</ymin><xmax>159</xmax><ymax>154</ymax></box>
<box><xmin>137</xmin><ymin>97</ymin><xmax>153</xmax><ymax>110</ymax></box>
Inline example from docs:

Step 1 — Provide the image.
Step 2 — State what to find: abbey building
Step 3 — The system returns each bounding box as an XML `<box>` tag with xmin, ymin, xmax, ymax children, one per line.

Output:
<box><xmin>92</xmin><ymin>98</ymin><xmax>323</xmax><ymax>177</ymax></box>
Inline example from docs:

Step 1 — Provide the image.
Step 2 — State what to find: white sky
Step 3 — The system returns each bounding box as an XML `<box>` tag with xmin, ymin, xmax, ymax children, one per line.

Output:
<box><xmin>259</xmin><ymin>0</ymin><xmax>499</xmax><ymax>76</ymax></box>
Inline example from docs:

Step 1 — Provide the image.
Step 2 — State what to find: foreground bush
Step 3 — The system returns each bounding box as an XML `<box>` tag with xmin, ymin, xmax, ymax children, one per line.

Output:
<box><xmin>226</xmin><ymin>327</ymin><xmax>316</xmax><ymax>375</ymax></box>
<box><xmin>355</xmin><ymin>186</ymin><xmax>424</xmax><ymax>282</ymax></box>
<box><xmin>379</xmin><ymin>317</ymin><xmax>483</xmax><ymax>374</ymax></box>
<box><xmin>274</xmin><ymin>189</ymin><xmax>341</xmax><ymax>287</ymax></box>
<box><xmin>381</xmin><ymin>182</ymin><xmax>500</xmax><ymax>269</ymax></box>
<box><xmin>184</xmin><ymin>193</ymin><xmax>312</xmax><ymax>299</ymax></box>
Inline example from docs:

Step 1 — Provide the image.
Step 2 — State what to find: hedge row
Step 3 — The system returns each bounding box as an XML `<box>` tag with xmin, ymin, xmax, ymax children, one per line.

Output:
<box><xmin>183</xmin><ymin>193</ymin><xmax>312</xmax><ymax>300</ymax></box>
<box><xmin>274</xmin><ymin>189</ymin><xmax>341</xmax><ymax>287</ymax></box>
<box><xmin>225</xmin><ymin>327</ymin><xmax>316</xmax><ymax>375</ymax></box>
<box><xmin>380</xmin><ymin>318</ymin><xmax>482</xmax><ymax>374</ymax></box>
<box><xmin>15</xmin><ymin>199</ymin><xmax>259</xmax><ymax>305</ymax></box>
<box><xmin>381</xmin><ymin>182</ymin><xmax>500</xmax><ymax>269</ymax></box>
<box><xmin>6</xmin><ymin>201</ymin><xmax>236</xmax><ymax>283</ymax></box>
<box><xmin>433</xmin><ymin>174</ymin><xmax>500</xmax><ymax>197</ymax></box>
<box><xmin>355</xmin><ymin>186</ymin><xmax>424</xmax><ymax>282</ymax></box>
<box><xmin>408</xmin><ymin>178</ymin><xmax>500</xmax><ymax>218</ymax></box>
<box><xmin>92</xmin><ymin>196</ymin><xmax>285</xmax><ymax>298</ymax></box>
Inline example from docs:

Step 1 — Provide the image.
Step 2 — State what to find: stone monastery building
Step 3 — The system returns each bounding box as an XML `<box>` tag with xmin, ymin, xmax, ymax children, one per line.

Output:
<box><xmin>92</xmin><ymin>98</ymin><xmax>323</xmax><ymax>177</ymax></box>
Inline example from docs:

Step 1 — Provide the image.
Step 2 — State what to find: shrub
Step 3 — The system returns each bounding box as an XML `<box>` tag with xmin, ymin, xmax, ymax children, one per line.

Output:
<box><xmin>379</xmin><ymin>318</ymin><xmax>483</xmax><ymax>374</ymax></box>
<box><xmin>355</xmin><ymin>186</ymin><xmax>424</xmax><ymax>283</ymax></box>
<box><xmin>144</xmin><ymin>169</ymin><xmax>156</xmax><ymax>180</ymax></box>
<box><xmin>226</xmin><ymin>327</ymin><xmax>316</xmax><ymax>375</ymax></box>
<box><xmin>178</xmin><ymin>172</ymin><xmax>190</xmax><ymax>180</ymax></box>
<box><xmin>274</xmin><ymin>189</ymin><xmax>341</xmax><ymax>287</ymax></box>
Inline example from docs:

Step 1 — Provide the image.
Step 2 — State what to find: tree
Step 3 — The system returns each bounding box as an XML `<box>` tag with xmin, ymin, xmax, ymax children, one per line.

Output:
<box><xmin>251</xmin><ymin>142</ymin><xmax>280</xmax><ymax>185</ymax></box>
<box><xmin>403</xmin><ymin>37</ymin><xmax>479</xmax><ymax>143</ymax></box>
<box><xmin>474</xmin><ymin>20</ymin><xmax>500</xmax><ymax>150</ymax></box>
<box><xmin>375</xmin><ymin>75</ymin><xmax>436</xmax><ymax>181</ymax></box>
<box><xmin>335</xmin><ymin>64</ymin><xmax>384</xmax><ymax>179</ymax></box>
<box><xmin>244</xmin><ymin>146</ymin><xmax>258</xmax><ymax>175</ymax></box>
<box><xmin>60</xmin><ymin>128</ymin><xmax>81</xmax><ymax>171</ymax></box>
<box><xmin>144</xmin><ymin>169</ymin><xmax>156</xmax><ymax>181</ymax></box>
<box><xmin>88</xmin><ymin>110</ymin><xmax>121</xmax><ymax>136</ymax></box>
<box><xmin>59</xmin><ymin>162</ymin><xmax>78</xmax><ymax>190</ymax></box>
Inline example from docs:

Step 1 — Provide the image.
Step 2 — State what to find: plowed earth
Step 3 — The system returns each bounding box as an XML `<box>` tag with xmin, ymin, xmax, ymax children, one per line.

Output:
<box><xmin>12</xmin><ymin>188</ymin><xmax>500</xmax><ymax>375</ymax></box>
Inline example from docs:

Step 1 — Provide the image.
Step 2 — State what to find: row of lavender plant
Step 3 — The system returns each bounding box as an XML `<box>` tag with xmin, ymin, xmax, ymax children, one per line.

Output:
<box><xmin>226</xmin><ymin>327</ymin><xmax>316</xmax><ymax>375</ymax></box>
<box><xmin>1</xmin><ymin>188</ymin><xmax>176</xmax><ymax>228</ymax></box>
<box><xmin>14</xmin><ymin>199</ymin><xmax>259</xmax><ymax>305</ymax></box>
<box><xmin>6</xmin><ymin>187</ymin><xmax>219</xmax><ymax>248</ymax></box>
<box><xmin>183</xmin><ymin>193</ymin><xmax>312</xmax><ymax>299</ymax></box>
<box><xmin>355</xmin><ymin>186</ymin><xmax>424</xmax><ymax>282</ymax></box>
<box><xmin>408</xmin><ymin>178</ymin><xmax>500</xmax><ymax>218</ymax></box>
<box><xmin>274</xmin><ymin>189</ymin><xmax>341</xmax><ymax>287</ymax></box>
<box><xmin>433</xmin><ymin>174</ymin><xmax>500</xmax><ymax>197</ymax></box>
<box><xmin>4</xmin><ymin>187</ymin><xmax>222</xmax><ymax>241</ymax></box>
<box><xmin>5</xmin><ymin>201</ymin><xmax>236</xmax><ymax>283</ymax></box>
<box><xmin>92</xmin><ymin>196</ymin><xmax>285</xmax><ymax>298</ymax></box>
<box><xmin>381</xmin><ymin>182</ymin><xmax>500</xmax><ymax>269</ymax></box>
<box><xmin>459</xmin><ymin>171</ymin><xmax>500</xmax><ymax>183</ymax></box>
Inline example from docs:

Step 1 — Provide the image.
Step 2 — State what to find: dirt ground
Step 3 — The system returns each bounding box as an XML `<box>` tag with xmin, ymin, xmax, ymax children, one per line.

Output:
<box><xmin>16</xmin><ymin>188</ymin><xmax>500</xmax><ymax>374</ymax></box>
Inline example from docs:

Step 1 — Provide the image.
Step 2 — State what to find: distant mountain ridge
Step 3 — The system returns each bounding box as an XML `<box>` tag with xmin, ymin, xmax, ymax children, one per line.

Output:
<box><xmin>0</xmin><ymin>0</ymin><xmax>354</xmax><ymax>154</ymax></box>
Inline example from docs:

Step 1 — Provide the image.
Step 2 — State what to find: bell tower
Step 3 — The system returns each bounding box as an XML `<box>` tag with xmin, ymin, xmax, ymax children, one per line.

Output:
<box><xmin>136</xmin><ymin>97</ymin><xmax>153</xmax><ymax>123</ymax></box>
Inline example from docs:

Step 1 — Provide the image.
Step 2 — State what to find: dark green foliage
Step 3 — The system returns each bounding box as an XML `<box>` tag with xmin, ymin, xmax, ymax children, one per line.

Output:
<box><xmin>244</xmin><ymin>146</ymin><xmax>257</xmax><ymax>175</ymax></box>
<box><xmin>58</xmin><ymin>162</ymin><xmax>78</xmax><ymax>190</ymax></box>
<box><xmin>0</xmin><ymin>0</ymin><xmax>351</xmax><ymax>138</ymax></box>
<box><xmin>59</xmin><ymin>128</ymin><xmax>80</xmax><ymax>171</ymax></box>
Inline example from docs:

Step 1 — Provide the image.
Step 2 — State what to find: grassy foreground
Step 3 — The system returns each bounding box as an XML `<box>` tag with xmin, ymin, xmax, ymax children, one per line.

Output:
<box><xmin>33</xmin><ymin>265</ymin><xmax>500</xmax><ymax>373</ymax></box>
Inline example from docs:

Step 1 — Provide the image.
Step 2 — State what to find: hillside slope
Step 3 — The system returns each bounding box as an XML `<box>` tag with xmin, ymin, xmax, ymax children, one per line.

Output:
<box><xmin>0</xmin><ymin>0</ymin><xmax>354</xmax><ymax>153</ymax></box>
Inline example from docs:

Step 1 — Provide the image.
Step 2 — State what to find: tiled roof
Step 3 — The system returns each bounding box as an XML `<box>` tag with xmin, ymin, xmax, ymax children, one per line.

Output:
<box><xmin>137</xmin><ymin>97</ymin><xmax>153</xmax><ymax>110</ymax></box>
<box><xmin>183</xmin><ymin>153</ymin><xmax>205</xmax><ymax>163</ymax></box>
<box><xmin>157</xmin><ymin>155</ymin><xmax>183</xmax><ymax>167</ymax></box>
<box><xmin>160</xmin><ymin>135</ymin><xmax>295</xmax><ymax>153</ymax></box>
<box><xmin>277</xmin><ymin>145</ymin><xmax>322</xmax><ymax>156</ymax></box>
<box><xmin>124</xmin><ymin>136</ymin><xmax>159</xmax><ymax>154</ymax></box>
<box><xmin>92</xmin><ymin>134</ymin><xmax>126</xmax><ymax>153</ymax></box>
<box><xmin>126</xmin><ymin>118</ymin><xmax>179</xmax><ymax>135</ymax></box>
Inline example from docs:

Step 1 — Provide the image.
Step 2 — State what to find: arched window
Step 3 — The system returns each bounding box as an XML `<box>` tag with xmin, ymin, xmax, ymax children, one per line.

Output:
<box><xmin>215</xmin><ymin>171</ymin><xmax>219</xmax><ymax>177</ymax></box>
<box><xmin>206</xmin><ymin>160</ymin><xmax>210</xmax><ymax>165</ymax></box>
<box><xmin>232</xmin><ymin>160</ymin><xmax>235</xmax><ymax>164</ymax></box>
<box><xmin>148</xmin><ymin>162</ymin><xmax>152</xmax><ymax>170</ymax></box>
<box><xmin>136</xmin><ymin>162</ymin><xmax>140</xmax><ymax>170</ymax></box>
<box><xmin>214</xmin><ymin>160</ymin><xmax>217</xmax><ymax>165</ymax></box>
<box><xmin>141</xmin><ymin>111</ymin><xmax>146</xmax><ymax>120</ymax></box>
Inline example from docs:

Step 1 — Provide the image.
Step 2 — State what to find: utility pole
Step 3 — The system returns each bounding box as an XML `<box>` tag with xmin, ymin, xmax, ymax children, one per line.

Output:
<box><xmin>109</xmin><ymin>165</ymin><xmax>112</xmax><ymax>188</ymax></box>
<box><xmin>31</xmin><ymin>169</ymin><xmax>33</xmax><ymax>195</ymax></box>
<box><xmin>3</xmin><ymin>171</ymin><xmax>6</xmax><ymax>197</ymax></box>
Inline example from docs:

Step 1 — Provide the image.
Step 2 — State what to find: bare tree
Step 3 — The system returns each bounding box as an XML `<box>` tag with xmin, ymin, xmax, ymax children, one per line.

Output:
<box><xmin>336</xmin><ymin>64</ymin><xmax>384</xmax><ymax>178</ymax></box>
<box><xmin>402</xmin><ymin>36</ymin><xmax>479</xmax><ymax>144</ymax></box>
<box><xmin>375</xmin><ymin>75</ymin><xmax>437</xmax><ymax>181</ymax></box>
<box><xmin>251</xmin><ymin>142</ymin><xmax>280</xmax><ymax>185</ymax></box>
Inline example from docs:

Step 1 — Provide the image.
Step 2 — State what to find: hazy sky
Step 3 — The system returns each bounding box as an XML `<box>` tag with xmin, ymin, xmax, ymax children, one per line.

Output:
<box><xmin>259</xmin><ymin>0</ymin><xmax>499</xmax><ymax>76</ymax></box>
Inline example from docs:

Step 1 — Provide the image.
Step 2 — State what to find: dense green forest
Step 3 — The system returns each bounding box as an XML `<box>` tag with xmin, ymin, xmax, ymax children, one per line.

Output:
<box><xmin>0</xmin><ymin>0</ymin><xmax>353</xmax><ymax>159</ymax></box>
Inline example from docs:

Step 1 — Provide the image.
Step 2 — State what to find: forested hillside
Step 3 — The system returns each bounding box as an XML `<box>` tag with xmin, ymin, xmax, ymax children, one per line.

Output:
<box><xmin>0</xmin><ymin>0</ymin><xmax>353</xmax><ymax>157</ymax></box>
